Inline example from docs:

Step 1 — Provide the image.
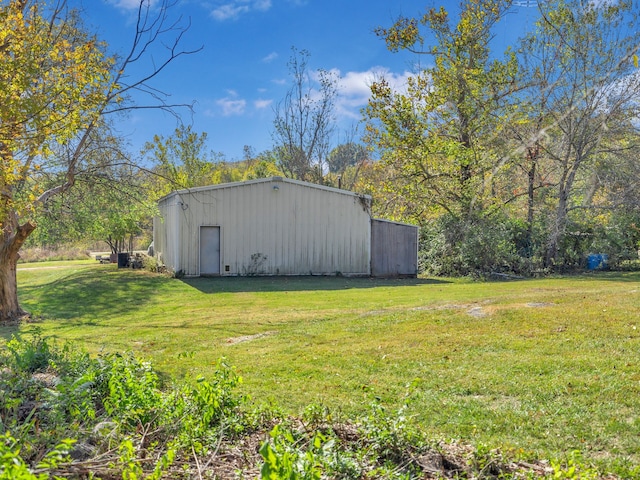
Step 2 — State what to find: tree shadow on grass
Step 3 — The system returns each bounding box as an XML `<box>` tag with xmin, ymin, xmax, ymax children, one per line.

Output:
<box><xmin>578</xmin><ymin>270</ymin><xmax>640</xmax><ymax>282</ymax></box>
<box><xmin>181</xmin><ymin>270</ymin><xmax>640</xmax><ymax>294</ymax></box>
<box><xmin>15</xmin><ymin>268</ymin><xmax>160</xmax><ymax>326</ymax></box>
<box><xmin>181</xmin><ymin>275</ymin><xmax>450</xmax><ymax>294</ymax></box>
<box><xmin>0</xmin><ymin>270</ymin><xmax>449</xmax><ymax>341</ymax></box>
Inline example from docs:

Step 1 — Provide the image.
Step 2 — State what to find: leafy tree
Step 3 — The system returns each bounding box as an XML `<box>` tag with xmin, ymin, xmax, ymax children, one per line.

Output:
<box><xmin>0</xmin><ymin>1</ymin><xmax>112</xmax><ymax>321</ymax></box>
<box><xmin>143</xmin><ymin>124</ymin><xmax>222</xmax><ymax>197</ymax></box>
<box><xmin>242</xmin><ymin>150</ymin><xmax>283</xmax><ymax>180</ymax></box>
<box><xmin>365</xmin><ymin>0</ymin><xmax>522</xmax><ymax>276</ymax></box>
<box><xmin>33</xmin><ymin>176</ymin><xmax>152</xmax><ymax>255</ymax></box>
<box><xmin>352</xmin><ymin>160</ymin><xmax>418</xmax><ymax>221</ymax></box>
<box><xmin>30</xmin><ymin>151</ymin><xmax>154</xmax><ymax>255</ymax></box>
<box><xmin>210</xmin><ymin>161</ymin><xmax>244</xmax><ymax>184</ymax></box>
<box><xmin>365</xmin><ymin>0</ymin><xmax>518</xmax><ymax>221</ymax></box>
<box><xmin>322</xmin><ymin>141</ymin><xmax>370</xmax><ymax>192</ymax></box>
<box><xmin>0</xmin><ymin>0</ymin><xmax>197</xmax><ymax>322</ymax></box>
<box><xmin>272</xmin><ymin>48</ymin><xmax>338</xmax><ymax>183</ymax></box>
<box><xmin>517</xmin><ymin>0</ymin><xmax>640</xmax><ymax>267</ymax></box>
<box><xmin>326</xmin><ymin>142</ymin><xmax>368</xmax><ymax>175</ymax></box>
<box><xmin>27</xmin><ymin>125</ymin><xmax>153</xmax><ymax>252</ymax></box>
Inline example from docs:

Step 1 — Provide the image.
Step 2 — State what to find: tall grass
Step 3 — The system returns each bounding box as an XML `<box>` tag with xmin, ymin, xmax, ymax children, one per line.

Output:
<box><xmin>18</xmin><ymin>246</ymin><xmax>91</xmax><ymax>263</ymax></box>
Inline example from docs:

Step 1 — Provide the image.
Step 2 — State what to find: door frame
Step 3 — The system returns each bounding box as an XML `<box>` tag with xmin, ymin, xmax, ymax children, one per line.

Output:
<box><xmin>199</xmin><ymin>225</ymin><xmax>221</xmax><ymax>276</ymax></box>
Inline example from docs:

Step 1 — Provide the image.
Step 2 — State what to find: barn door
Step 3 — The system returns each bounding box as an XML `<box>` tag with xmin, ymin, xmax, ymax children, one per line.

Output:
<box><xmin>200</xmin><ymin>226</ymin><xmax>221</xmax><ymax>275</ymax></box>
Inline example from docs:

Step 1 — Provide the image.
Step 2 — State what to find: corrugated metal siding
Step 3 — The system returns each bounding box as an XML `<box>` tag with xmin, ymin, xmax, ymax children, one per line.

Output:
<box><xmin>157</xmin><ymin>178</ymin><xmax>371</xmax><ymax>276</ymax></box>
<box><xmin>154</xmin><ymin>195</ymin><xmax>183</xmax><ymax>273</ymax></box>
<box><xmin>152</xmin><ymin>216</ymin><xmax>164</xmax><ymax>263</ymax></box>
<box><xmin>371</xmin><ymin>219</ymin><xmax>418</xmax><ymax>277</ymax></box>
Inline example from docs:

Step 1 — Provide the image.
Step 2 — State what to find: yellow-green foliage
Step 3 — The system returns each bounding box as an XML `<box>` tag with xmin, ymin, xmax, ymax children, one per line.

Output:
<box><xmin>0</xmin><ymin>1</ymin><xmax>113</xmax><ymax>225</ymax></box>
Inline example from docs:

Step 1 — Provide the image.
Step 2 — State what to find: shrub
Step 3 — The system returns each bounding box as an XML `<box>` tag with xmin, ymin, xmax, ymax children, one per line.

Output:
<box><xmin>96</xmin><ymin>353</ymin><xmax>163</xmax><ymax>430</ymax></box>
<box><xmin>142</xmin><ymin>254</ymin><xmax>158</xmax><ymax>272</ymax></box>
<box><xmin>5</xmin><ymin>332</ymin><xmax>54</xmax><ymax>373</ymax></box>
<box><xmin>548</xmin><ymin>208</ymin><xmax>640</xmax><ymax>272</ymax></box>
<box><xmin>419</xmin><ymin>213</ymin><xmax>529</xmax><ymax>277</ymax></box>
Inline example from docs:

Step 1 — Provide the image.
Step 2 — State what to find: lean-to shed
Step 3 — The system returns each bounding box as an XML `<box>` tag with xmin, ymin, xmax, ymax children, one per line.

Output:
<box><xmin>153</xmin><ymin>177</ymin><xmax>374</xmax><ymax>277</ymax></box>
<box><xmin>371</xmin><ymin>219</ymin><xmax>419</xmax><ymax>277</ymax></box>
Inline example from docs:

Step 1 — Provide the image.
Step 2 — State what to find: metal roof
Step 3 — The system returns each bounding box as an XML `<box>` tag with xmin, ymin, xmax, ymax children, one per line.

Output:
<box><xmin>157</xmin><ymin>176</ymin><xmax>372</xmax><ymax>203</ymax></box>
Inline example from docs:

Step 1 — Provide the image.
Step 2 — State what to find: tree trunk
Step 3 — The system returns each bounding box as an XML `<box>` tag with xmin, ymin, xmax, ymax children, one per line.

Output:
<box><xmin>0</xmin><ymin>222</ymin><xmax>36</xmax><ymax>323</ymax></box>
<box><xmin>545</xmin><ymin>185</ymin><xmax>569</xmax><ymax>268</ymax></box>
<box><xmin>526</xmin><ymin>159</ymin><xmax>536</xmax><ymax>256</ymax></box>
<box><xmin>546</xmin><ymin>157</ymin><xmax>583</xmax><ymax>268</ymax></box>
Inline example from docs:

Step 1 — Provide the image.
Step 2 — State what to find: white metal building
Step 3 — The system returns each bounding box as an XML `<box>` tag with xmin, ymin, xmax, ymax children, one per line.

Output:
<box><xmin>153</xmin><ymin>177</ymin><xmax>375</xmax><ymax>277</ymax></box>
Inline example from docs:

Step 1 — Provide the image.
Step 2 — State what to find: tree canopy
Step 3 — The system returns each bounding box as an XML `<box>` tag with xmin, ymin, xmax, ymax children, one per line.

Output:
<box><xmin>0</xmin><ymin>0</ymin><xmax>197</xmax><ymax>322</ymax></box>
<box><xmin>366</xmin><ymin>0</ymin><xmax>640</xmax><ymax>275</ymax></box>
<box><xmin>366</xmin><ymin>0</ymin><xmax>518</xmax><ymax>220</ymax></box>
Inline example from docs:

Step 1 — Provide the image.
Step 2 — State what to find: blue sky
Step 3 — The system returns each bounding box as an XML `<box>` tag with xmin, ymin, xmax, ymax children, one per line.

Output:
<box><xmin>75</xmin><ymin>0</ymin><xmax>539</xmax><ymax>161</ymax></box>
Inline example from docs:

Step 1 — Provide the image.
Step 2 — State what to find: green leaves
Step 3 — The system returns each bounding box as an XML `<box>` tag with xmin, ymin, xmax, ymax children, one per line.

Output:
<box><xmin>101</xmin><ymin>353</ymin><xmax>162</xmax><ymax>429</ymax></box>
<box><xmin>259</xmin><ymin>425</ymin><xmax>325</xmax><ymax>480</ymax></box>
<box><xmin>374</xmin><ymin>16</ymin><xmax>423</xmax><ymax>53</ymax></box>
<box><xmin>142</xmin><ymin>125</ymin><xmax>226</xmax><ymax>195</ymax></box>
<box><xmin>367</xmin><ymin>0</ymin><xmax>517</xmax><ymax>222</ymax></box>
<box><xmin>0</xmin><ymin>432</ymin><xmax>74</xmax><ymax>480</ymax></box>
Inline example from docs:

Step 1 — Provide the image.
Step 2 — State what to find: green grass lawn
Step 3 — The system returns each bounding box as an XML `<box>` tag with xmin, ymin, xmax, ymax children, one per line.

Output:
<box><xmin>5</xmin><ymin>261</ymin><xmax>640</xmax><ymax>472</ymax></box>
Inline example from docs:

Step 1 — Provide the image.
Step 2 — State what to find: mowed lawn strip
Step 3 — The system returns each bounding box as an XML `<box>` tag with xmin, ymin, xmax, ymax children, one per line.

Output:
<box><xmin>6</xmin><ymin>262</ymin><xmax>640</xmax><ymax>469</ymax></box>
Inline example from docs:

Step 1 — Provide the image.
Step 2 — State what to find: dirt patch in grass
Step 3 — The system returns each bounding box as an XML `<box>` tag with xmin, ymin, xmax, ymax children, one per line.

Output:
<box><xmin>467</xmin><ymin>302</ymin><xmax>556</xmax><ymax>317</ymax></box>
<box><xmin>411</xmin><ymin>303</ymin><xmax>474</xmax><ymax>312</ymax></box>
<box><xmin>225</xmin><ymin>331</ymin><xmax>276</xmax><ymax>345</ymax></box>
<box><xmin>467</xmin><ymin>306</ymin><xmax>487</xmax><ymax>318</ymax></box>
<box><xmin>412</xmin><ymin>301</ymin><xmax>557</xmax><ymax>317</ymax></box>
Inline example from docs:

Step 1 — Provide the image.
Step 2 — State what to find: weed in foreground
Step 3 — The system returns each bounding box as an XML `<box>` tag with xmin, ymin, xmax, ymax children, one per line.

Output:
<box><xmin>0</xmin><ymin>333</ymin><xmax>252</xmax><ymax>478</ymax></box>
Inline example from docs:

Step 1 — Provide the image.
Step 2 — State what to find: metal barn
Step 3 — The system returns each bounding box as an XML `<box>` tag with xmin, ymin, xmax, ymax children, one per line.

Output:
<box><xmin>154</xmin><ymin>177</ymin><xmax>373</xmax><ymax>276</ymax></box>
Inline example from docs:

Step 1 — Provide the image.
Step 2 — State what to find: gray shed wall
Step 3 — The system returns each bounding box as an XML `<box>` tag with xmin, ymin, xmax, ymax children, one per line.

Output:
<box><xmin>371</xmin><ymin>219</ymin><xmax>418</xmax><ymax>277</ymax></box>
<box><xmin>155</xmin><ymin>178</ymin><xmax>372</xmax><ymax>276</ymax></box>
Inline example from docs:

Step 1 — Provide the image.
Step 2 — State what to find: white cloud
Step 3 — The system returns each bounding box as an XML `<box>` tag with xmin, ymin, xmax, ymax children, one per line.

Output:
<box><xmin>337</xmin><ymin>70</ymin><xmax>376</xmax><ymax>105</ymax></box>
<box><xmin>216</xmin><ymin>95</ymin><xmax>247</xmax><ymax>116</ymax></box>
<box><xmin>361</xmin><ymin>67</ymin><xmax>413</xmax><ymax>94</ymax></box>
<box><xmin>587</xmin><ymin>0</ymin><xmax>618</xmax><ymax>6</ymax></box>
<box><xmin>254</xmin><ymin>0</ymin><xmax>272</xmax><ymax>11</ymax></box>
<box><xmin>262</xmin><ymin>52</ymin><xmax>278</xmax><ymax>63</ymax></box>
<box><xmin>211</xmin><ymin>4</ymin><xmax>250</xmax><ymax>21</ymax></box>
<box><xmin>333</xmin><ymin>67</ymin><xmax>413</xmax><ymax>119</ymax></box>
<box><xmin>267</xmin><ymin>66</ymin><xmax>413</xmax><ymax>121</ymax></box>
<box><xmin>210</xmin><ymin>0</ymin><xmax>272</xmax><ymax>21</ymax></box>
<box><xmin>254</xmin><ymin>99</ymin><xmax>273</xmax><ymax>109</ymax></box>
